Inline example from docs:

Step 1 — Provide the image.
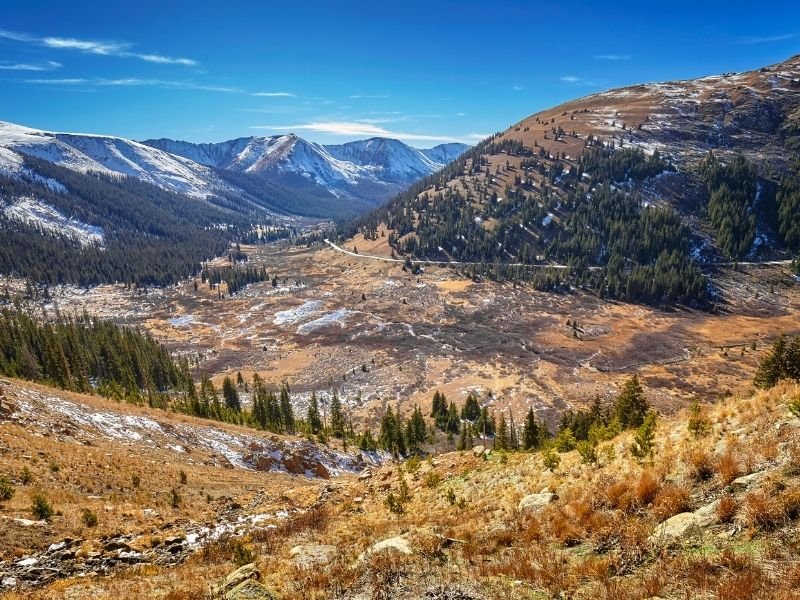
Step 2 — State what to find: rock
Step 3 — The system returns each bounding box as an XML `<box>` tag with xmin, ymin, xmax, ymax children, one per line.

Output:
<box><xmin>12</xmin><ymin>518</ymin><xmax>47</xmax><ymax>527</ymax></box>
<box><xmin>730</xmin><ymin>471</ymin><xmax>765</xmax><ymax>491</ymax></box>
<box><xmin>472</xmin><ymin>445</ymin><xmax>485</xmax><ymax>457</ymax></box>
<box><xmin>518</xmin><ymin>493</ymin><xmax>558</xmax><ymax>512</ymax></box>
<box><xmin>226</xmin><ymin>579</ymin><xmax>275</xmax><ymax>600</ymax></box>
<box><xmin>359</xmin><ymin>536</ymin><xmax>413</xmax><ymax>561</ymax></box>
<box><xmin>649</xmin><ymin>506</ymin><xmax>717</xmax><ymax>545</ymax></box>
<box><xmin>289</xmin><ymin>544</ymin><xmax>337</xmax><ymax>567</ymax></box>
<box><xmin>357</xmin><ymin>467</ymin><xmax>373</xmax><ymax>481</ymax></box>
<box><xmin>214</xmin><ymin>563</ymin><xmax>274</xmax><ymax>600</ymax></box>
<box><xmin>218</xmin><ymin>563</ymin><xmax>260</xmax><ymax>593</ymax></box>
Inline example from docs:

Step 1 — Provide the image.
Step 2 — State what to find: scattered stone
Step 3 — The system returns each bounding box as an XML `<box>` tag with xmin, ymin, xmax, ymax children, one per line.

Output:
<box><xmin>359</xmin><ymin>536</ymin><xmax>413</xmax><ymax>561</ymax></box>
<box><xmin>214</xmin><ymin>563</ymin><xmax>274</xmax><ymax>600</ymax></box>
<box><xmin>649</xmin><ymin>505</ymin><xmax>717</xmax><ymax>546</ymax></box>
<box><xmin>730</xmin><ymin>471</ymin><xmax>765</xmax><ymax>492</ymax></box>
<box><xmin>518</xmin><ymin>493</ymin><xmax>557</xmax><ymax>512</ymax></box>
<box><xmin>290</xmin><ymin>544</ymin><xmax>337</xmax><ymax>567</ymax></box>
<box><xmin>472</xmin><ymin>445</ymin><xmax>485</xmax><ymax>457</ymax></box>
<box><xmin>12</xmin><ymin>518</ymin><xmax>47</xmax><ymax>527</ymax></box>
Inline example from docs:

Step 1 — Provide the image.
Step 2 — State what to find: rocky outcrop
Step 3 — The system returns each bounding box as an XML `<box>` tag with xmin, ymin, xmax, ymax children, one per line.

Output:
<box><xmin>518</xmin><ymin>492</ymin><xmax>558</xmax><ymax>512</ymax></box>
<box><xmin>213</xmin><ymin>563</ymin><xmax>274</xmax><ymax>600</ymax></box>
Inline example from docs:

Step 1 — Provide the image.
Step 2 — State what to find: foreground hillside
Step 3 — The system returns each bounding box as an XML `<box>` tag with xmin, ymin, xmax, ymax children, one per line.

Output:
<box><xmin>2</xmin><ymin>374</ymin><xmax>799</xmax><ymax>598</ymax></box>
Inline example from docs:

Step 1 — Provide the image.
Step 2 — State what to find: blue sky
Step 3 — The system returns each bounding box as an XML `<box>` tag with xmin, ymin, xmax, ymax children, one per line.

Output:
<box><xmin>0</xmin><ymin>0</ymin><xmax>798</xmax><ymax>147</ymax></box>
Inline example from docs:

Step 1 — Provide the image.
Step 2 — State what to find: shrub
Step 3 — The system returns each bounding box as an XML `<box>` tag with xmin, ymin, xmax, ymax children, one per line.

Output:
<box><xmin>652</xmin><ymin>485</ymin><xmax>691</xmax><ymax>521</ymax></box>
<box><xmin>20</xmin><ymin>467</ymin><xmax>32</xmax><ymax>485</ymax></box>
<box><xmin>232</xmin><ymin>539</ymin><xmax>256</xmax><ymax>567</ymax></box>
<box><xmin>405</xmin><ymin>456</ymin><xmax>421</xmax><ymax>474</ymax></box>
<box><xmin>31</xmin><ymin>492</ymin><xmax>54</xmax><ymax>521</ymax></box>
<box><xmin>635</xmin><ymin>469</ymin><xmax>661</xmax><ymax>507</ymax></box>
<box><xmin>0</xmin><ymin>476</ymin><xmax>15</xmax><ymax>501</ymax></box>
<box><xmin>49</xmin><ymin>461</ymin><xmax>60</xmax><ymax>473</ymax></box>
<box><xmin>424</xmin><ymin>471</ymin><xmax>441</xmax><ymax>488</ymax></box>
<box><xmin>81</xmin><ymin>508</ymin><xmax>98</xmax><ymax>527</ymax></box>
<box><xmin>630</xmin><ymin>412</ymin><xmax>657</xmax><ymax>461</ymax></box>
<box><xmin>131</xmin><ymin>473</ymin><xmax>141</xmax><ymax>488</ymax></box>
<box><xmin>716</xmin><ymin>450</ymin><xmax>741</xmax><ymax>486</ymax></box>
<box><xmin>716</xmin><ymin>494</ymin><xmax>738</xmax><ymax>523</ymax></box>
<box><xmin>179</xmin><ymin>470</ymin><xmax>187</xmax><ymax>485</ymax></box>
<box><xmin>577</xmin><ymin>440</ymin><xmax>598</xmax><ymax>465</ymax></box>
<box><xmin>170</xmin><ymin>488</ymin><xmax>181</xmax><ymax>509</ymax></box>
<box><xmin>542</xmin><ymin>448</ymin><xmax>561</xmax><ymax>471</ymax></box>
<box><xmin>687</xmin><ymin>400</ymin><xmax>711</xmax><ymax>437</ymax></box>
<box><xmin>686</xmin><ymin>447</ymin><xmax>715</xmax><ymax>481</ymax></box>
<box><xmin>743</xmin><ymin>491</ymin><xmax>784</xmax><ymax>530</ymax></box>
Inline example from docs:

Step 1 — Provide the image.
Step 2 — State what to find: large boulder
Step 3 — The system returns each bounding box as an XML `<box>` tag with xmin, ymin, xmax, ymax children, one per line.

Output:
<box><xmin>518</xmin><ymin>493</ymin><xmax>557</xmax><ymax>512</ymax></box>
<box><xmin>290</xmin><ymin>544</ymin><xmax>337</xmax><ymax>567</ymax></box>
<box><xmin>649</xmin><ymin>504</ymin><xmax>717</xmax><ymax>546</ymax></box>
<box><xmin>358</xmin><ymin>536</ymin><xmax>413</xmax><ymax>561</ymax></box>
<box><xmin>214</xmin><ymin>563</ymin><xmax>274</xmax><ymax>600</ymax></box>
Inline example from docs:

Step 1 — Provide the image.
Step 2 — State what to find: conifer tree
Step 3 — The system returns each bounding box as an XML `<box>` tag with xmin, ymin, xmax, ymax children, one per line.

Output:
<box><xmin>614</xmin><ymin>374</ymin><xmax>649</xmax><ymax>429</ymax></box>
<box><xmin>329</xmin><ymin>389</ymin><xmax>345</xmax><ymax>438</ymax></box>
<box><xmin>222</xmin><ymin>376</ymin><xmax>241</xmax><ymax>412</ymax></box>
<box><xmin>307</xmin><ymin>391</ymin><xmax>322</xmax><ymax>434</ymax></box>
<box><xmin>522</xmin><ymin>408</ymin><xmax>539</xmax><ymax>450</ymax></box>
<box><xmin>280</xmin><ymin>383</ymin><xmax>295</xmax><ymax>434</ymax></box>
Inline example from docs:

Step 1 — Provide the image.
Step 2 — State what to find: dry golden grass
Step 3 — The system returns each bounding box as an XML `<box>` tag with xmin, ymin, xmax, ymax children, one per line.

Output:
<box><xmin>3</xmin><ymin>380</ymin><xmax>800</xmax><ymax>599</ymax></box>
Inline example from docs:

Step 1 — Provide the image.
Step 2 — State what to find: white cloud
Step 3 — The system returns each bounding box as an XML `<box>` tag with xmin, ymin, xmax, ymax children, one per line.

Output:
<box><xmin>594</xmin><ymin>54</ymin><xmax>630</xmax><ymax>61</ymax></box>
<box><xmin>512</xmin><ymin>85</ymin><xmax>525</xmax><ymax>91</ymax></box>
<box><xmin>739</xmin><ymin>33</ymin><xmax>794</xmax><ymax>44</ymax></box>
<box><xmin>251</xmin><ymin>91</ymin><xmax>296</xmax><ymax>97</ymax></box>
<box><xmin>349</xmin><ymin>94</ymin><xmax>390</xmax><ymax>99</ymax></box>
<box><xmin>0</xmin><ymin>60</ymin><xmax>61</xmax><ymax>71</ymax></box>
<box><xmin>251</xmin><ymin>120</ymin><xmax>485</xmax><ymax>144</ymax></box>
<box><xmin>25</xmin><ymin>77</ymin><xmax>239</xmax><ymax>93</ymax></box>
<box><xmin>560</xmin><ymin>75</ymin><xmax>598</xmax><ymax>86</ymax></box>
<box><xmin>0</xmin><ymin>29</ymin><xmax>196</xmax><ymax>66</ymax></box>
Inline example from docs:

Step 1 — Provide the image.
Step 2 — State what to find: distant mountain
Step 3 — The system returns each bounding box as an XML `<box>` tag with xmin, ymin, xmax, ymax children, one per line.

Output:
<box><xmin>0</xmin><ymin>121</ymin><xmax>222</xmax><ymax>198</ymax></box>
<box><xmin>0</xmin><ymin>121</ymin><xmax>470</xmax><ymax>220</ymax></box>
<box><xmin>142</xmin><ymin>135</ymin><xmax>470</xmax><ymax>203</ymax></box>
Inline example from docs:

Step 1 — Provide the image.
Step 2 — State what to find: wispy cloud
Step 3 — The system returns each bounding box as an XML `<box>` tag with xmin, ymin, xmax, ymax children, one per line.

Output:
<box><xmin>349</xmin><ymin>94</ymin><xmax>390</xmax><ymax>99</ymax></box>
<box><xmin>512</xmin><ymin>85</ymin><xmax>525</xmax><ymax>92</ymax></box>
<box><xmin>252</xmin><ymin>121</ymin><xmax>485</xmax><ymax>144</ymax></box>
<box><xmin>0</xmin><ymin>29</ymin><xmax>196</xmax><ymax>66</ymax></box>
<box><xmin>0</xmin><ymin>60</ymin><xmax>61</xmax><ymax>71</ymax></box>
<box><xmin>25</xmin><ymin>77</ymin><xmax>239</xmax><ymax>93</ymax></box>
<box><xmin>560</xmin><ymin>75</ymin><xmax>598</xmax><ymax>86</ymax></box>
<box><xmin>251</xmin><ymin>91</ymin><xmax>296</xmax><ymax>97</ymax></box>
<box><xmin>594</xmin><ymin>54</ymin><xmax>630</xmax><ymax>61</ymax></box>
<box><xmin>739</xmin><ymin>33</ymin><xmax>794</xmax><ymax>44</ymax></box>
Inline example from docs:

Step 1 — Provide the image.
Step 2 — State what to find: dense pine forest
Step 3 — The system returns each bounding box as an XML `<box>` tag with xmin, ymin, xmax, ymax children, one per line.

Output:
<box><xmin>0</xmin><ymin>307</ymin><xmax>191</xmax><ymax>403</ymax></box>
<box><xmin>340</xmin><ymin>143</ymin><xmax>711</xmax><ymax>306</ymax></box>
<box><xmin>0</xmin><ymin>156</ymin><xmax>290</xmax><ymax>286</ymax></box>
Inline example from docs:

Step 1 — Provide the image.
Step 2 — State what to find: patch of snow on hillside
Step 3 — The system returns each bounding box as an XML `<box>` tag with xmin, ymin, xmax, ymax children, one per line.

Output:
<box><xmin>297</xmin><ymin>308</ymin><xmax>352</xmax><ymax>334</ymax></box>
<box><xmin>273</xmin><ymin>300</ymin><xmax>323</xmax><ymax>325</ymax></box>
<box><xmin>2</xmin><ymin>197</ymin><xmax>104</xmax><ymax>246</ymax></box>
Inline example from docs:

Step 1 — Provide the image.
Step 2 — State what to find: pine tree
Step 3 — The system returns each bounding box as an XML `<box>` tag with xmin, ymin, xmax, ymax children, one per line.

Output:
<box><xmin>522</xmin><ymin>408</ymin><xmax>539</xmax><ymax>450</ymax></box>
<box><xmin>222</xmin><ymin>376</ymin><xmax>241</xmax><ymax>412</ymax></box>
<box><xmin>754</xmin><ymin>335</ymin><xmax>789</xmax><ymax>389</ymax></box>
<box><xmin>614</xmin><ymin>374</ymin><xmax>649</xmax><ymax>429</ymax></box>
<box><xmin>280</xmin><ymin>383</ymin><xmax>294</xmax><ymax>434</ymax></box>
<box><xmin>495</xmin><ymin>414</ymin><xmax>510</xmax><ymax>450</ymax></box>
<box><xmin>630</xmin><ymin>412</ymin><xmax>657</xmax><ymax>461</ymax></box>
<box><xmin>329</xmin><ymin>390</ymin><xmax>345</xmax><ymax>438</ymax></box>
<box><xmin>307</xmin><ymin>391</ymin><xmax>322</xmax><ymax>434</ymax></box>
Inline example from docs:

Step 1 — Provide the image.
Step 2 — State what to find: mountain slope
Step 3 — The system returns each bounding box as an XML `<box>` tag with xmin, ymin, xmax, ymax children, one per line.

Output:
<box><xmin>343</xmin><ymin>55</ymin><xmax>800</xmax><ymax>306</ymax></box>
<box><xmin>0</xmin><ymin>121</ymin><xmax>224</xmax><ymax>198</ymax></box>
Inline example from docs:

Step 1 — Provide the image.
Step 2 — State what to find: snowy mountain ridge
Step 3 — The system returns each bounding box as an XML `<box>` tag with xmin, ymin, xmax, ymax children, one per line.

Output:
<box><xmin>0</xmin><ymin>119</ymin><xmax>470</xmax><ymax>213</ymax></box>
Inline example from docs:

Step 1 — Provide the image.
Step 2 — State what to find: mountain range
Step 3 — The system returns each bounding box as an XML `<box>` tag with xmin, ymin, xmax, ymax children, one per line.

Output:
<box><xmin>0</xmin><ymin>120</ymin><xmax>468</xmax><ymax>218</ymax></box>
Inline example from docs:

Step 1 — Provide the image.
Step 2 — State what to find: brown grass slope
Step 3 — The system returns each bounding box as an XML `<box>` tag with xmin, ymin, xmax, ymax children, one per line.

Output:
<box><xmin>2</xmin><ymin>378</ymin><xmax>800</xmax><ymax>598</ymax></box>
